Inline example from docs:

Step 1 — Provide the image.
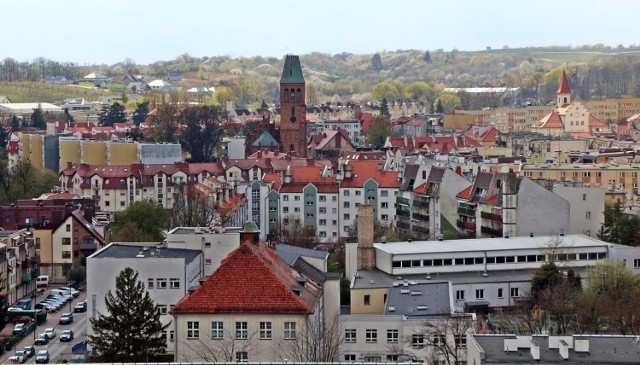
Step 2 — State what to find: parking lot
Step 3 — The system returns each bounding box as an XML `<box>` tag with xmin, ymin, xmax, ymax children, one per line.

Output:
<box><xmin>0</xmin><ymin>288</ymin><xmax>88</xmax><ymax>364</ymax></box>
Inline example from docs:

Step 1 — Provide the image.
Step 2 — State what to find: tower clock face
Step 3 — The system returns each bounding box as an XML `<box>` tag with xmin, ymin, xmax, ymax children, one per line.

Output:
<box><xmin>290</xmin><ymin>116</ymin><xmax>296</xmax><ymax>123</ymax></box>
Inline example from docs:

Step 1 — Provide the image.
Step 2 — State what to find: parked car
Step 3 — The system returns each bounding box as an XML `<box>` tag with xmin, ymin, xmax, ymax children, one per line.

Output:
<box><xmin>43</xmin><ymin>328</ymin><xmax>56</xmax><ymax>339</ymax></box>
<box><xmin>59</xmin><ymin>330</ymin><xmax>73</xmax><ymax>342</ymax></box>
<box><xmin>7</xmin><ymin>356</ymin><xmax>23</xmax><ymax>364</ymax></box>
<box><xmin>34</xmin><ymin>302</ymin><xmax>54</xmax><ymax>313</ymax></box>
<box><xmin>22</xmin><ymin>346</ymin><xmax>35</xmax><ymax>358</ymax></box>
<box><xmin>12</xmin><ymin>323</ymin><xmax>25</xmax><ymax>335</ymax></box>
<box><xmin>59</xmin><ymin>313</ymin><xmax>73</xmax><ymax>325</ymax></box>
<box><xmin>34</xmin><ymin>334</ymin><xmax>49</xmax><ymax>346</ymax></box>
<box><xmin>12</xmin><ymin>316</ymin><xmax>32</xmax><ymax>325</ymax></box>
<box><xmin>35</xmin><ymin>350</ymin><xmax>49</xmax><ymax>363</ymax></box>
<box><xmin>13</xmin><ymin>350</ymin><xmax>27</xmax><ymax>363</ymax></box>
<box><xmin>58</xmin><ymin>287</ymin><xmax>80</xmax><ymax>298</ymax></box>
<box><xmin>73</xmin><ymin>301</ymin><xmax>87</xmax><ymax>313</ymax></box>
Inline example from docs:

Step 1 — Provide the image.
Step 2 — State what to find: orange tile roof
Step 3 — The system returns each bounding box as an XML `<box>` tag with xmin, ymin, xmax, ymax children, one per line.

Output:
<box><xmin>456</xmin><ymin>185</ymin><xmax>473</xmax><ymax>200</ymax></box>
<box><xmin>340</xmin><ymin>161</ymin><xmax>400</xmax><ymax>188</ymax></box>
<box><xmin>171</xmin><ymin>240</ymin><xmax>320</xmax><ymax>314</ymax></box>
<box><xmin>539</xmin><ymin>111</ymin><xmax>564</xmax><ymax>129</ymax></box>
<box><xmin>262</xmin><ymin>172</ymin><xmax>282</xmax><ymax>191</ymax></box>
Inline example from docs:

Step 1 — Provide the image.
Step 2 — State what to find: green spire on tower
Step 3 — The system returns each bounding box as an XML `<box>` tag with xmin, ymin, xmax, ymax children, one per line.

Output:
<box><xmin>280</xmin><ymin>55</ymin><xmax>305</xmax><ymax>84</ymax></box>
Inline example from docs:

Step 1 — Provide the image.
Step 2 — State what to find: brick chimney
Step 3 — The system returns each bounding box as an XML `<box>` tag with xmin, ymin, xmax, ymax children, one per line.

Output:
<box><xmin>357</xmin><ymin>204</ymin><xmax>375</xmax><ymax>270</ymax></box>
<box><xmin>239</xmin><ymin>221</ymin><xmax>260</xmax><ymax>245</ymax></box>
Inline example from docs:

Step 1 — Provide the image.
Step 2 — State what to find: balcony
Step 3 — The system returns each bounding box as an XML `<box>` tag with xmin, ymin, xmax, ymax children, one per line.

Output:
<box><xmin>396</xmin><ymin>209</ymin><xmax>410</xmax><ymax>218</ymax></box>
<box><xmin>412</xmin><ymin>212</ymin><xmax>430</xmax><ymax>221</ymax></box>
<box><xmin>413</xmin><ymin>200</ymin><xmax>430</xmax><ymax>209</ymax></box>
<box><xmin>456</xmin><ymin>220</ymin><xmax>476</xmax><ymax>231</ymax></box>
<box><xmin>480</xmin><ymin>211</ymin><xmax>502</xmax><ymax>222</ymax></box>
<box><xmin>396</xmin><ymin>221</ymin><xmax>410</xmax><ymax>229</ymax></box>
<box><xmin>412</xmin><ymin>225</ymin><xmax>430</xmax><ymax>235</ymax></box>
<box><xmin>481</xmin><ymin>226</ymin><xmax>503</xmax><ymax>237</ymax></box>
<box><xmin>22</xmin><ymin>259</ymin><xmax>31</xmax><ymax>268</ymax></box>
<box><xmin>457</xmin><ymin>207</ymin><xmax>476</xmax><ymax>217</ymax></box>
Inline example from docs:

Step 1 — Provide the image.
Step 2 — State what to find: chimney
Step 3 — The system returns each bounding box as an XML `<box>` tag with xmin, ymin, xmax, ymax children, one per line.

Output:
<box><xmin>357</xmin><ymin>204</ymin><xmax>375</xmax><ymax>270</ymax></box>
<box><xmin>239</xmin><ymin>221</ymin><xmax>260</xmax><ymax>245</ymax></box>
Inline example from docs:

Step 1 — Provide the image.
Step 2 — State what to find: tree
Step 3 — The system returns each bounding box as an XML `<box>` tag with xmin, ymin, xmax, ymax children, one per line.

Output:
<box><xmin>424</xmin><ymin>50</ymin><xmax>432</xmax><ymax>63</ymax></box>
<box><xmin>10</xmin><ymin>116</ymin><xmax>20</xmax><ymax>131</ymax></box>
<box><xmin>109</xmin><ymin>200</ymin><xmax>166</xmax><ymax>242</ymax></box>
<box><xmin>598</xmin><ymin>199</ymin><xmax>640</xmax><ymax>246</ymax></box>
<box><xmin>416</xmin><ymin>314</ymin><xmax>475</xmax><ymax>365</ymax></box>
<box><xmin>405</xmin><ymin>82</ymin><xmax>435</xmax><ymax>102</ymax></box>
<box><xmin>98</xmin><ymin>102</ymin><xmax>127</xmax><ymax>127</ymax></box>
<box><xmin>380</xmin><ymin>98</ymin><xmax>390</xmax><ymax>117</ymax></box>
<box><xmin>435</xmin><ymin>99</ymin><xmax>444</xmax><ymax>113</ymax></box>
<box><xmin>530</xmin><ymin>261</ymin><xmax>564</xmax><ymax>301</ymax></box>
<box><xmin>371</xmin><ymin>53</ymin><xmax>383</xmax><ymax>71</ymax></box>
<box><xmin>62</xmin><ymin>108</ymin><xmax>74</xmax><ymax>124</ymax></box>
<box><xmin>277</xmin><ymin>314</ymin><xmax>342</xmax><ymax>362</ymax></box>
<box><xmin>365</xmin><ymin>116</ymin><xmax>390</xmax><ymax>149</ymax></box>
<box><xmin>212</xmin><ymin>86</ymin><xmax>236</xmax><ymax>106</ymax></box>
<box><xmin>169</xmin><ymin>183</ymin><xmax>222</xmax><ymax>228</ymax></box>
<box><xmin>31</xmin><ymin>104</ymin><xmax>46</xmax><ymax>129</ymax></box>
<box><xmin>372</xmin><ymin>82</ymin><xmax>401</xmax><ymax>101</ymax></box>
<box><xmin>67</xmin><ymin>265</ymin><xmax>86</xmax><ymax>284</ymax></box>
<box><xmin>434</xmin><ymin>94</ymin><xmax>461</xmax><ymax>114</ymax></box>
<box><xmin>280</xmin><ymin>215</ymin><xmax>318</xmax><ymax>249</ymax></box>
<box><xmin>179</xmin><ymin>105</ymin><xmax>224</xmax><ymax>163</ymax></box>
<box><xmin>146</xmin><ymin>104</ymin><xmax>180</xmax><ymax>143</ymax></box>
<box><xmin>132</xmin><ymin>101</ymin><xmax>149</xmax><ymax>126</ymax></box>
<box><xmin>89</xmin><ymin>267</ymin><xmax>168</xmax><ymax>361</ymax></box>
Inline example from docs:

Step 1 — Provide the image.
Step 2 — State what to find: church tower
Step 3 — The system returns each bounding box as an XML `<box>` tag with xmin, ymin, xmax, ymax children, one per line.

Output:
<box><xmin>556</xmin><ymin>70</ymin><xmax>571</xmax><ymax>107</ymax></box>
<box><xmin>279</xmin><ymin>55</ymin><xmax>307</xmax><ymax>157</ymax></box>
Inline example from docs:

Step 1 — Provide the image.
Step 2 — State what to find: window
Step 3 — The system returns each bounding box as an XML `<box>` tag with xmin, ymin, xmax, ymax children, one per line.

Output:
<box><xmin>61</xmin><ymin>251</ymin><xmax>71</xmax><ymax>259</ymax></box>
<box><xmin>170</xmin><ymin>278</ymin><xmax>180</xmax><ymax>289</ymax></box>
<box><xmin>158</xmin><ymin>305</ymin><xmax>167</xmax><ymax>315</ymax></box>
<box><xmin>283</xmin><ymin>195</ymin><xmax>289</xmax><ymax>201</ymax></box>
<box><xmin>412</xmin><ymin>334</ymin><xmax>425</xmax><ymax>348</ymax></box>
<box><xmin>284</xmin><ymin>322</ymin><xmax>296</xmax><ymax>339</ymax></box>
<box><xmin>344</xmin><ymin>190</ymin><xmax>350</xmax><ymax>196</ymax></box>
<box><xmin>364</xmin><ymin>294</ymin><xmax>371</xmax><ymax>306</ymax></box>
<box><xmin>456</xmin><ymin>290</ymin><xmax>464</xmax><ymax>301</ymax></box>
<box><xmin>345</xmin><ymin>354</ymin><xmax>356</xmax><ymax>361</ymax></box>
<box><xmin>294</xmin><ymin>196</ymin><xmax>300</xmax><ymax>201</ymax></box>
<box><xmin>156</xmin><ymin>278</ymin><xmax>167</xmax><ymax>289</ymax></box>
<box><xmin>319</xmin><ymin>195</ymin><xmax>326</xmax><ymax>202</ymax></box>
<box><xmin>381</xmin><ymin>190</ymin><xmax>388</xmax><ymax>197</ymax></box>
<box><xmin>259</xmin><ymin>321</ymin><xmax>272</xmax><ymax>340</ymax></box>
<box><xmin>381</xmin><ymin>202</ymin><xmax>388</xmax><ymax>208</ymax></box>
<box><xmin>319</xmin><ymin>219</ymin><xmax>326</xmax><ymax>225</ymax></box>
<box><xmin>187</xmin><ymin>321</ymin><xmax>199</xmax><ymax>339</ymax></box>
<box><xmin>586</xmin><ymin>211</ymin><xmax>591</xmax><ymax>220</ymax></box>
<box><xmin>344</xmin><ymin>214</ymin><xmax>350</xmax><ymax>220</ymax></box>
<box><xmin>634</xmin><ymin>259</ymin><xmax>640</xmax><ymax>268</ymax></box>
<box><xmin>211</xmin><ymin>322</ymin><xmax>223</xmax><ymax>339</ymax></box>
<box><xmin>148</xmin><ymin>278</ymin><xmax>154</xmax><ymax>289</ymax></box>
<box><xmin>476</xmin><ymin>289</ymin><xmax>484</xmax><ymax>299</ymax></box>
<box><xmin>381</xmin><ymin>214</ymin><xmax>388</xmax><ymax>221</ymax></box>
<box><xmin>344</xmin><ymin>202</ymin><xmax>350</xmax><ymax>208</ymax></box>
<box><xmin>66</xmin><ymin>224</ymin><xmax>70</xmax><ymax>232</ymax></box>
<box><xmin>294</xmin><ymin>207</ymin><xmax>300</xmax><ymax>212</ymax></box>
<box><xmin>387</xmin><ymin>355</ymin><xmax>398</xmax><ymax>362</ymax></box>
<box><xmin>433</xmin><ymin>334</ymin><xmax>446</xmax><ymax>345</ymax></box>
<box><xmin>511</xmin><ymin>288</ymin><xmax>520</xmax><ymax>297</ymax></box>
<box><xmin>583</xmin><ymin>193</ymin><xmax>587</xmax><ymax>201</ymax></box>
<box><xmin>455</xmin><ymin>335</ymin><xmax>467</xmax><ymax>348</ymax></box>
<box><xmin>170</xmin><ymin>330</ymin><xmax>174</xmax><ymax>342</ymax></box>
<box><xmin>355</xmin><ymin>191</ymin><xmax>361</xmax><ymax>196</ymax></box>
<box><xmin>205</xmin><ymin>259</ymin><xmax>212</xmax><ymax>265</ymax></box>
<box><xmin>319</xmin><ymin>207</ymin><xmax>326</xmax><ymax>214</ymax></box>
<box><xmin>365</xmin><ymin>329</ymin><xmax>377</xmax><ymax>343</ymax></box>
<box><xmin>387</xmin><ymin>329</ymin><xmax>399</xmax><ymax>343</ymax></box>
<box><xmin>283</xmin><ymin>207</ymin><xmax>289</xmax><ymax>213</ymax></box>
<box><xmin>62</xmin><ymin>238</ymin><xmax>71</xmax><ymax>245</ymax></box>
<box><xmin>235</xmin><ymin>351</ymin><xmax>248</xmax><ymax>362</ymax></box>
<box><xmin>498</xmin><ymin>288</ymin><xmax>503</xmax><ymax>298</ymax></box>
<box><xmin>236</xmin><ymin>321</ymin><xmax>248</xmax><ymax>339</ymax></box>
<box><xmin>345</xmin><ymin>329</ymin><xmax>356</xmax><ymax>343</ymax></box>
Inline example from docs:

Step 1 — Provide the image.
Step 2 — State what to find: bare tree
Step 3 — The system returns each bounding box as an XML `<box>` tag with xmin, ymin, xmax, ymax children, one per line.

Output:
<box><xmin>179</xmin><ymin>330</ymin><xmax>256</xmax><ymax>362</ymax></box>
<box><xmin>277</xmin><ymin>314</ymin><xmax>343</xmax><ymax>362</ymax></box>
<box><xmin>169</xmin><ymin>183</ymin><xmax>222</xmax><ymax>228</ymax></box>
<box><xmin>280</xmin><ymin>215</ymin><xmax>318</xmax><ymax>249</ymax></box>
<box><xmin>417</xmin><ymin>314</ymin><xmax>475</xmax><ymax>365</ymax></box>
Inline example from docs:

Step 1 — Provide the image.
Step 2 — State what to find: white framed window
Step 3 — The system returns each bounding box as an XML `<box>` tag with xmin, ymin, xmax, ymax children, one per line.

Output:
<box><xmin>476</xmin><ymin>289</ymin><xmax>484</xmax><ymax>299</ymax></box>
<box><xmin>259</xmin><ymin>321</ymin><xmax>272</xmax><ymax>340</ymax></box>
<box><xmin>187</xmin><ymin>321</ymin><xmax>199</xmax><ymax>339</ymax></box>
<box><xmin>235</xmin><ymin>351</ymin><xmax>248</xmax><ymax>362</ymax></box>
<box><xmin>387</xmin><ymin>329</ymin><xmax>399</xmax><ymax>343</ymax></box>
<box><xmin>345</xmin><ymin>329</ymin><xmax>356</xmax><ymax>343</ymax></box>
<box><xmin>170</xmin><ymin>278</ymin><xmax>180</xmax><ymax>289</ymax></box>
<box><xmin>284</xmin><ymin>321</ymin><xmax>296</xmax><ymax>339</ymax></box>
<box><xmin>147</xmin><ymin>278</ymin><xmax>154</xmax><ymax>289</ymax></box>
<box><xmin>456</xmin><ymin>290</ymin><xmax>464</xmax><ymax>301</ymax></box>
<box><xmin>455</xmin><ymin>335</ymin><xmax>467</xmax><ymax>348</ymax></box>
<box><xmin>365</xmin><ymin>329</ymin><xmax>377</xmax><ymax>343</ymax></box>
<box><xmin>511</xmin><ymin>287</ymin><xmax>520</xmax><ymax>297</ymax></box>
<box><xmin>236</xmin><ymin>321</ymin><xmax>248</xmax><ymax>339</ymax></box>
<box><xmin>211</xmin><ymin>321</ymin><xmax>223</xmax><ymax>339</ymax></box>
<box><xmin>412</xmin><ymin>334</ymin><xmax>424</xmax><ymax>348</ymax></box>
<box><xmin>158</xmin><ymin>305</ymin><xmax>167</xmax><ymax>315</ymax></box>
<box><xmin>156</xmin><ymin>278</ymin><xmax>167</xmax><ymax>289</ymax></box>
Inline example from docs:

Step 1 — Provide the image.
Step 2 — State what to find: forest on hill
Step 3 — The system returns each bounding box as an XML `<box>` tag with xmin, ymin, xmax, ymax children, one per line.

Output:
<box><xmin>2</xmin><ymin>44</ymin><xmax>640</xmax><ymax>108</ymax></box>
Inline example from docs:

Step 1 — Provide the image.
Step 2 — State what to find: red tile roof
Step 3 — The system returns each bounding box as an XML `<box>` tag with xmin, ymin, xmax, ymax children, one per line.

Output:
<box><xmin>557</xmin><ymin>70</ymin><xmax>571</xmax><ymax>94</ymax></box>
<box><xmin>539</xmin><ymin>111</ymin><xmax>564</xmax><ymax>129</ymax></box>
<box><xmin>456</xmin><ymin>185</ymin><xmax>473</xmax><ymax>200</ymax></box>
<box><xmin>340</xmin><ymin>161</ymin><xmax>401</xmax><ymax>188</ymax></box>
<box><xmin>171</xmin><ymin>240</ymin><xmax>320</xmax><ymax>314</ymax></box>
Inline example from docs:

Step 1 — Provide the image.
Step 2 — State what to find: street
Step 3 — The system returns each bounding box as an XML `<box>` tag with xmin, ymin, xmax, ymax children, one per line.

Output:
<box><xmin>0</xmin><ymin>289</ymin><xmax>88</xmax><ymax>364</ymax></box>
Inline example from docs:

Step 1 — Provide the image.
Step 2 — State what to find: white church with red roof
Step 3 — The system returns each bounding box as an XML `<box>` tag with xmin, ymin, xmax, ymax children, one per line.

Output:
<box><xmin>534</xmin><ymin>70</ymin><xmax>610</xmax><ymax>137</ymax></box>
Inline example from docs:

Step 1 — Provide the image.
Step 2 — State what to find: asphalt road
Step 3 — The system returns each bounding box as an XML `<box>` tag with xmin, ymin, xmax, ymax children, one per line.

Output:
<box><xmin>0</xmin><ymin>290</ymin><xmax>88</xmax><ymax>364</ymax></box>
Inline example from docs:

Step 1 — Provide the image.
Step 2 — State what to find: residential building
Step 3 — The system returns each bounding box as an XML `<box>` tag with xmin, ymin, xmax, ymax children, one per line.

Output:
<box><xmin>307</xmin><ymin>129</ymin><xmax>355</xmax><ymax>158</ymax></box>
<box><xmin>43</xmin><ymin>75</ymin><xmax>71</xmax><ymax>85</ymax></box>
<box><xmin>307</xmin><ymin>119</ymin><xmax>364</xmax><ymax>146</ymax></box>
<box><xmin>553</xmin><ymin>185</ymin><xmax>605</xmax><ymax>237</ymax></box>
<box><xmin>221</xmin><ymin>136</ymin><xmax>247</xmax><ymax>160</ymax></box>
<box><xmin>171</xmin><ymin>225</ymin><xmax>341</xmax><ymax>362</ymax></box>
<box><xmin>0</xmin><ymin>229</ymin><xmax>39</xmax><ymax>305</ymax></box>
<box><xmin>148</xmin><ymin>79</ymin><xmax>173</xmax><ymax>93</ymax></box>
<box><xmin>87</xmin><ymin>242</ymin><xmax>203</xmax><ymax>354</ymax></box>
<box><xmin>456</xmin><ymin>171</ymin><xmax>570</xmax><ymax>238</ymax></box>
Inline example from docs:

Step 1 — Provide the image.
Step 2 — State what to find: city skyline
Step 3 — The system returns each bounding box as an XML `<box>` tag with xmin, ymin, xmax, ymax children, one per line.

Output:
<box><xmin>2</xmin><ymin>0</ymin><xmax>639</xmax><ymax>65</ymax></box>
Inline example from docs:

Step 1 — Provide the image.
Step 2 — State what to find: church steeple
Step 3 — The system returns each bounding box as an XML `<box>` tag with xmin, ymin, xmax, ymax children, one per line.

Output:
<box><xmin>556</xmin><ymin>70</ymin><xmax>571</xmax><ymax>107</ymax></box>
<box><xmin>279</xmin><ymin>55</ymin><xmax>307</xmax><ymax>157</ymax></box>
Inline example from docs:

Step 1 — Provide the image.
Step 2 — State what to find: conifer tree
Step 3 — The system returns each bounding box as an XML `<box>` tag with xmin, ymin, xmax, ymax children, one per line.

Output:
<box><xmin>89</xmin><ymin>267</ymin><xmax>168</xmax><ymax>361</ymax></box>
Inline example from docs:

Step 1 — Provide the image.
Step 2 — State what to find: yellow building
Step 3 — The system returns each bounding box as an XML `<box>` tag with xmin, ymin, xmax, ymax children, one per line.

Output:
<box><xmin>59</xmin><ymin>139</ymin><xmax>81</xmax><ymax>167</ymax></box>
<box><xmin>585</xmin><ymin>97</ymin><xmax>640</xmax><ymax>123</ymax></box>
<box><xmin>80</xmin><ymin>141</ymin><xmax>107</xmax><ymax>165</ymax></box>
<box><xmin>521</xmin><ymin>163</ymin><xmax>640</xmax><ymax>197</ymax></box>
<box><xmin>107</xmin><ymin>142</ymin><xmax>137</xmax><ymax>165</ymax></box>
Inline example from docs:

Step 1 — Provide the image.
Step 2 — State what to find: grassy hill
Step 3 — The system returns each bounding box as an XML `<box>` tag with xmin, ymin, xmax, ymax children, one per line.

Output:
<box><xmin>0</xmin><ymin>82</ymin><xmax>115</xmax><ymax>104</ymax></box>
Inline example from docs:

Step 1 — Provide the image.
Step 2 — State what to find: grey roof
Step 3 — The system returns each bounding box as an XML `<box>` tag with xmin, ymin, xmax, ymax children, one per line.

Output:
<box><xmin>400</xmin><ymin>164</ymin><xmax>420</xmax><ymax>191</ymax></box>
<box><xmin>473</xmin><ymin>334</ymin><xmax>640</xmax><ymax>364</ymax></box>
<box><xmin>91</xmin><ymin>243</ymin><xmax>201</xmax><ymax>264</ymax></box>
<box><xmin>252</xmin><ymin>130</ymin><xmax>280</xmax><ymax>147</ymax></box>
<box><xmin>276</xmin><ymin>243</ymin><xmax>328</xmax><ymax>266</ymax></box>
<box><xmin>293</xmin><ymin>257</ymin><xmax>341</xmax><ymax>287</ymax></box>
<box><xmin>384</xmin><ymin>281</ymin><xmax>451</xmax><ymax>317</ymax></box>
<box><xmin>280</xmin><ymin>55</ymin><xmax>305</xmax><ymax>84</ymax></box>
<box><xmin>428</xmin><ymin>166</ymin><xmax>446</xmax><ymax>183</ymax></box>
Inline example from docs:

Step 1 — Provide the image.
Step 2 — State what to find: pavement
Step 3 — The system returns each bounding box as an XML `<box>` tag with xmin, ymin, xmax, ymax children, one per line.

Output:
<box><xmin>0</xmin><ymin>288</ymin><xmax>88</xmax><ymax>364</ymax></box>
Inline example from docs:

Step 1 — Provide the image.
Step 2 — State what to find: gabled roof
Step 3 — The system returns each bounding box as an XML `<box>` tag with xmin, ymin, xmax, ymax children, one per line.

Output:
<box><xmin>171</xmin><ymin>241</ymin><xmax>320</xmax><ymax>314</ymax></box>
<box><xmin>539</xmin><ymin>111</ymin><xmax>564</xmax><ymax>129</ymax></box>
<box><xmin>340</xmin><ymin>161</ymin><xmax>401</xmax><ymax>189</ymax></box>
<box><xmin>252</xmin><ymin>130</ymin><xmax>280</xmax><ymax>147</ymax></box>
<box><xmin>280</xmin><ymin>55</ymin><xmax>305</xmax><ymax>84</ymax></box>
<box><xmin>557</xmin><ymin>70</ymin><xmax>571</xmax><ymax>94</ymax></box>
<box><xmin>70</xmin><ymin>210</ymin><xmax>105</xmax><ymax>246</ymax></box>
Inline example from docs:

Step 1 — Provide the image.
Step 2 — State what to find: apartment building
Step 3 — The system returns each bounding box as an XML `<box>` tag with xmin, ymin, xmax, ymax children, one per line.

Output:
<box><xmin>0</xmin><ymin>229</ymin><xmax>39</xmax><ymax>305</ymax></box>
<box><xmin>87</xmin><ymin>242</ymin><xmax>203</xmax><ymax>354</ymax></box>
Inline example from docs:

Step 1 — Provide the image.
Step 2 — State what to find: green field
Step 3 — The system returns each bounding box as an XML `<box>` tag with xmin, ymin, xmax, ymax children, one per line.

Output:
<box><xmin>0</xmin><ymin>81</ymin><xmax>117</xmax><ymax>104</ymax></box>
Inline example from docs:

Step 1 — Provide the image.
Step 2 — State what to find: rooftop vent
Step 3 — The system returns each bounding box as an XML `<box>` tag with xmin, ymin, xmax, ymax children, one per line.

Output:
<box><xmin>416</xmin><ymin>305</ymin><xmax>429</xmax><ymax>310</ymax></box>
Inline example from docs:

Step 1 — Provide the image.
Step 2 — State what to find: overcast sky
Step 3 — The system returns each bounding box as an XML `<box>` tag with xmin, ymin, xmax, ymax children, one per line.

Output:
<box><xmin>2</xmin><ymin>0</ymin><xmax>638</xmax><ymax>65</ymax></box>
